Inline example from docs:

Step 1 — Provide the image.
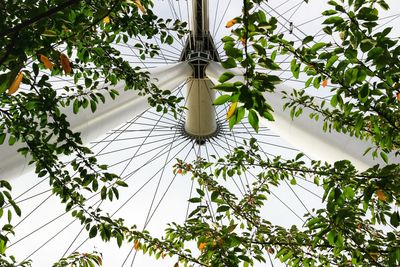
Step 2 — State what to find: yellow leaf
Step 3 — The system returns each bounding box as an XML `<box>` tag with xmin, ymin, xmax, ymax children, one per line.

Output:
<box><xmin>39</xmin><ymin>54</ymin><xmax>54</xmax><ymax>70</ymax></box>
<box><xmin>215</xmin><ymin>236</ymin><xmax>224</xmax><ymax>246</ymax></box>
<box><xmin>322</xmin><ymin>79</ymin><xmax>328</xmax><ymax>88</ymax></box>
<box><xmin>369</xmin><ymin>252</ymin><xmax>379</xmax><ymax>261</ymax></box>
<box><xmin>198</xmin><ymin>242</ymin><xmax>206</xmax><ymax>250</ymax></box>
<box><xmin>339</xmin><ymin>32</ymin><xmax>345</xmax><ymax>40</ymax></box>
<box><xmin>226</xmin><ymin>18</ymin><xmax>237</xmax><ymax>28</ymax></box>
<box><xmin>186</xmin><ymin>163</ymin><xmax>192</xmax><ymax>171</ymax></box>
<box><xmin>376</xmin><ymin>190</ymin><xmax>387</xmax><ymax>202</ymax></box>
<box><xmin>103</xmin><ymin>16</ymin><xmax>110</xmax><ymax>24</ymax></box>
<box><xmin>60</xmin><ymin>53</ymin><xmax>72</xmax><ymax>74</ymax></box>
<box><xmin>97</xmin><ymin>256</ymin><xmax>102</xmax><ymax>266</ymax></box>
<box><xmin>134</xmin><ymin>0</ymin><xmax>146</xmax><ymax>13</ymax></box>
<box><xmin>226</xmin><ymin>102</ymin><xmax>237</xmax><ymax>120</ymax></box>
<box><xmin>134</xmin><ymin>239</ymin><xmax>140</xmax><ymax>250</ymax></box>
<box><xmin>8</xmin><ymin>72</ymin><xmax>23</xmax><ymax>95</ymax></box>
<box><xmin>42</xmin><ymin>29</ymin><xmax>57</xmax><ymax>37</ymax></box>
<box><xmin>397</xmin><ymin>92</ymin><xmax>400</xmax><ymax>102</ymax></box>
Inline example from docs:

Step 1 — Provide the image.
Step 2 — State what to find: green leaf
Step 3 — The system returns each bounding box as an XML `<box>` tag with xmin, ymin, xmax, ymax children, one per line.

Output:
<box><xmin>313</xmin><ymin>76</ymin><xmax>321</xmax><ymax>89</ymax></box>
<box><xmin>310</xmin><ymin>42</ymin><xmax>328</xmax><ymax>53</ymax></box>
<box><xmin>378</xmin><ymin>1</ymin><xmax>390</xmax><ymax>10</ymax></box>
<box><xmin>330</xmin><ymin>95</ymin><xmax>338</xmax><ymax>107</ymax></box>
<box><xmin>327</xmin><ymin>230</ymin><xmax>336</xmax><ymax>245</ymax></box>
<box><xmin>214</xmin><ymin>83</ymin><xmax>236</xmax><ymax>92</ymax></box>
<box><xmin>358</xmin><ymin>84</ymin><xmax>369</xmax><ymax>102</ymax></box>
<box><xmin>116</xmin><ymin>180</ymin><xmax>128</xmax><ymax>187</ymax></box>
<box><xmin>10</xmin><ymin>200</ymin><xmax>21</xmax><ymax>216</ymax></box>
<box><xmin>305</xmin><ymin>77</ymin><xmax>313</xmax><ymax>87</ymax></box>
<box><xmin>8</xmin><ymin>135</ymin><xmax>16</xmax><ymax>146</ymax></box>
<box><xmin>0</xmin><ymin>133</ymin><xmax>6</xmax><ymax>145</ymax></box>
<box><xmin>165</xmin><ymin>35</ymin><xmax>173</xmax><ymax>45</ymax></box>
<box><xmin>367</xmin><ymin>47</ymin><xmax>384</xmax><ymax>61</ymax></box>
<box><xmin>307</xmin><ymin>217</ymin><xmax>320</xmax><ymax>228</ymax></box>
<box><xmin>271</xmin><ymin>50</ymin><xmax>277</xmax><ymax>61</ymax></box>
<box><xmin>211</xmin><ymin>191</ymin><xmax>219</xmax><ymax>201</ymax></box>
<box><xmin>196</xmin><ymin>188</ymin><xmax>205</xmax><ymax>197</ymax></box>
<box><xmin>380</xmin><ymin>152</ymin><xmax>388</xmax><ymax>164</ymax></box>
<box><xmin>0</xmin><ymin>239</ymin><xmax>6</xmax><ymax>254</ymax></box>
<box><xmin>390</xmin><ymin>211</ymin><xmax>399</xmax><ymax>227</ymax></box>
<box><xmin>290</xmin><ymin>59</ymin><xmax>300</xmax><ymax>79</ymax></box>
<box><xmin>100</xmin><ymin>186</ymin><xmax>107</xmax><ymax>200</ymax></box>
<box><xmin>214</xmin><ymin>94</ymin><xmax>231</xmax><ymax>105</ymax></box>
<box><xmin>89</xmin><ymin>225</ymin><xmax>98</xmax><ymax>238</ymax></box>
<box><xmin>73</xmin><ymin>99</ymin><xmax>80</xmax><ymax>114</ymax></box>
<box><xmin>302</xmin><ymin>35</ymin><xmax>314</xmax><ymax>45</ymax></box>
<box><xmin>260</xmin><ymin>58</ymin><xmax>280</xmax><ymax>70</ymax></box>
<box><xmin>85</xmin><ymin>78</ymin><xmax>92</xmax><ymax>88</ymax></box>
<box><xmin>357</xmin><ymin>7</ymin><xmax>379</xmax><ymax>21</ymax></box>
<box><xmin>236</xmin><ymin>106</ymin><xmax>245</xmax><ymax>124</ymax></box>
<box><xmin>323</xmin><ymin>16</ymin><xmax>344</xmax><ymax>25</ymax></box>
<box><xmin>221</xmin><ymin>58</ymin><xmax>237</xmax><ymax>69</ymax></box>
<box><xmin>326</xmin><ymin>55</ymin><xmax>338</xmax><ymax>69</ymax></box>
<box><xmin>218</xmin><ymin>72</ymin><xmax>235</xmax><ymax>83</ymax></box>
<box><xmin>188</xmin><ymin>197</ymin><xmax>201</xmax><ymax>203</ymax></box>
<box><xmin>343</xmin><ymin>187</ymin><xmax>355</xmax><ymax>199</ymax></box>
<box><xmin>248</xmin><ymin>110</ymin><xmax>259</xmax><ymax>133</ymax></box>
<box><xmin>322</xmin><ymin>9</ymin><xmax>338</xmax><ymax>16</ymax></box>
<box><xmin>216</xmin><ymin>205</ymin><xmax>230</xmax><ymax>213</ymax></box>
<box><xmin>90</xmin><ymin>100</ymin><xmax>97</xmax><ymax>113</ymax></box>
<box><xmin>262</xmin><ymin>111</ymin><xmax>274</xmax><ymax>121</ymax></box>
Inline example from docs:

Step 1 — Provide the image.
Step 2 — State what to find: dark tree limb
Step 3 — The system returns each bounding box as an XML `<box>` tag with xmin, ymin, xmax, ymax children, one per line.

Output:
<box><xmin>0</xmin><ymin>0</ymin><xmax>81</xmax><ymax>38</ymax></box>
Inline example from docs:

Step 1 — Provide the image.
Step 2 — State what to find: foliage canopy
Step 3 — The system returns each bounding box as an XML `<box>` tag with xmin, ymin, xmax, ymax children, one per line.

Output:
<box><xmin>0</xmin><ymin>0</ymin><xmax>399</xmax><ymax>266</ymax></box>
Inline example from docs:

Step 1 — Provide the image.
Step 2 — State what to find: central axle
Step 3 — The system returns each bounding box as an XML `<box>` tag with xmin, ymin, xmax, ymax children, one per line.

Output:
<box><xmin>180</xmin><ymin>0</ymin><xmax>220</xmax><ymax>138</ymax></box>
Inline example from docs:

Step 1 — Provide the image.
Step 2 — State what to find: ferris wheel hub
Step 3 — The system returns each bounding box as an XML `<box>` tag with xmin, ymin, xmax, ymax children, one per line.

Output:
<box><xmin>176</xmin><ymin>0</ymin><xmax>220</xmax><ymax>138</ymax></box>
<box><xmin>184</xmin><ymin>78</ymin><xmax>218</xmax><ymax>137</ymax></box>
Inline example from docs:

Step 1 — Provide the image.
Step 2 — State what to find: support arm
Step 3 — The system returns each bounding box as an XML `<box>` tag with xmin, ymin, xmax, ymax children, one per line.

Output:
<box><xmin>0</xmin><ymin>62</ymin><xmax>193</xmax><ymax>180</ymax></box>
<box><xmin>205</xmin><ymin>61</ymin><xmax>397</xmax><ymax>170</ymax></box>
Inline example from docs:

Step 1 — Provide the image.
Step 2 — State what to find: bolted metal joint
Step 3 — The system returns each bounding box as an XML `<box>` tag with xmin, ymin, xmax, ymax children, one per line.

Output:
<box><xmin>187</xmin><ymin>51</ymin><xmax>211</xmax><ymax>78</ymax></box>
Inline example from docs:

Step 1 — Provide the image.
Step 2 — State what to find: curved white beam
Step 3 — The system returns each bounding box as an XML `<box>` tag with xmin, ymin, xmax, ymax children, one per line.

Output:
<box><xmin>206</xmin><ymin>61</ymin><xmax>397</xmax><ymax>170</ymax></box>
<box><xmin>70</xmin><ymin>62</ymin><xmax>193</xmax><ymax>142</ymax></box>
<box><xmin>0</xmin><ymin>62</ymin><xmax>193</xmax><ymax>180</ymax></box>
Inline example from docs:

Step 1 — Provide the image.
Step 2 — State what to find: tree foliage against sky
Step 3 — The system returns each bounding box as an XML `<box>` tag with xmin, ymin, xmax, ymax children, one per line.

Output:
<box><xmin>0</xmin><ymin>0</ymin><xmax>399</xmax><ymax>266</ymax></box>
<box><xmin>0</xmin><ymin>0</ymin><xmax>187</xmax><ymax>266</ymax></box>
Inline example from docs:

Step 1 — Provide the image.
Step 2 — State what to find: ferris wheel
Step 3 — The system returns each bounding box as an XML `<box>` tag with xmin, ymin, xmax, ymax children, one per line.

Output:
<box><xmin>1</xmin><ymin>0</ymin><xmax>399</xmax><ymax>266</ymax></box>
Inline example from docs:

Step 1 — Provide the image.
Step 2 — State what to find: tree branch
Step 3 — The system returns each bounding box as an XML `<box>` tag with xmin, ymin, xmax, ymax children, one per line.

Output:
<box><xmin>0</xmin><ymin>0</ymin><xmax>81</xmax><ymax>38</ymax></box>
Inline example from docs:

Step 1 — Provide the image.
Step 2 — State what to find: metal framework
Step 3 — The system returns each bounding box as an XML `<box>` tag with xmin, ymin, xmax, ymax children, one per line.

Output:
<box><xmin>182</xmin><ymin>0</ymin><xmax>220</xmax><ymax>138</ymax></box>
